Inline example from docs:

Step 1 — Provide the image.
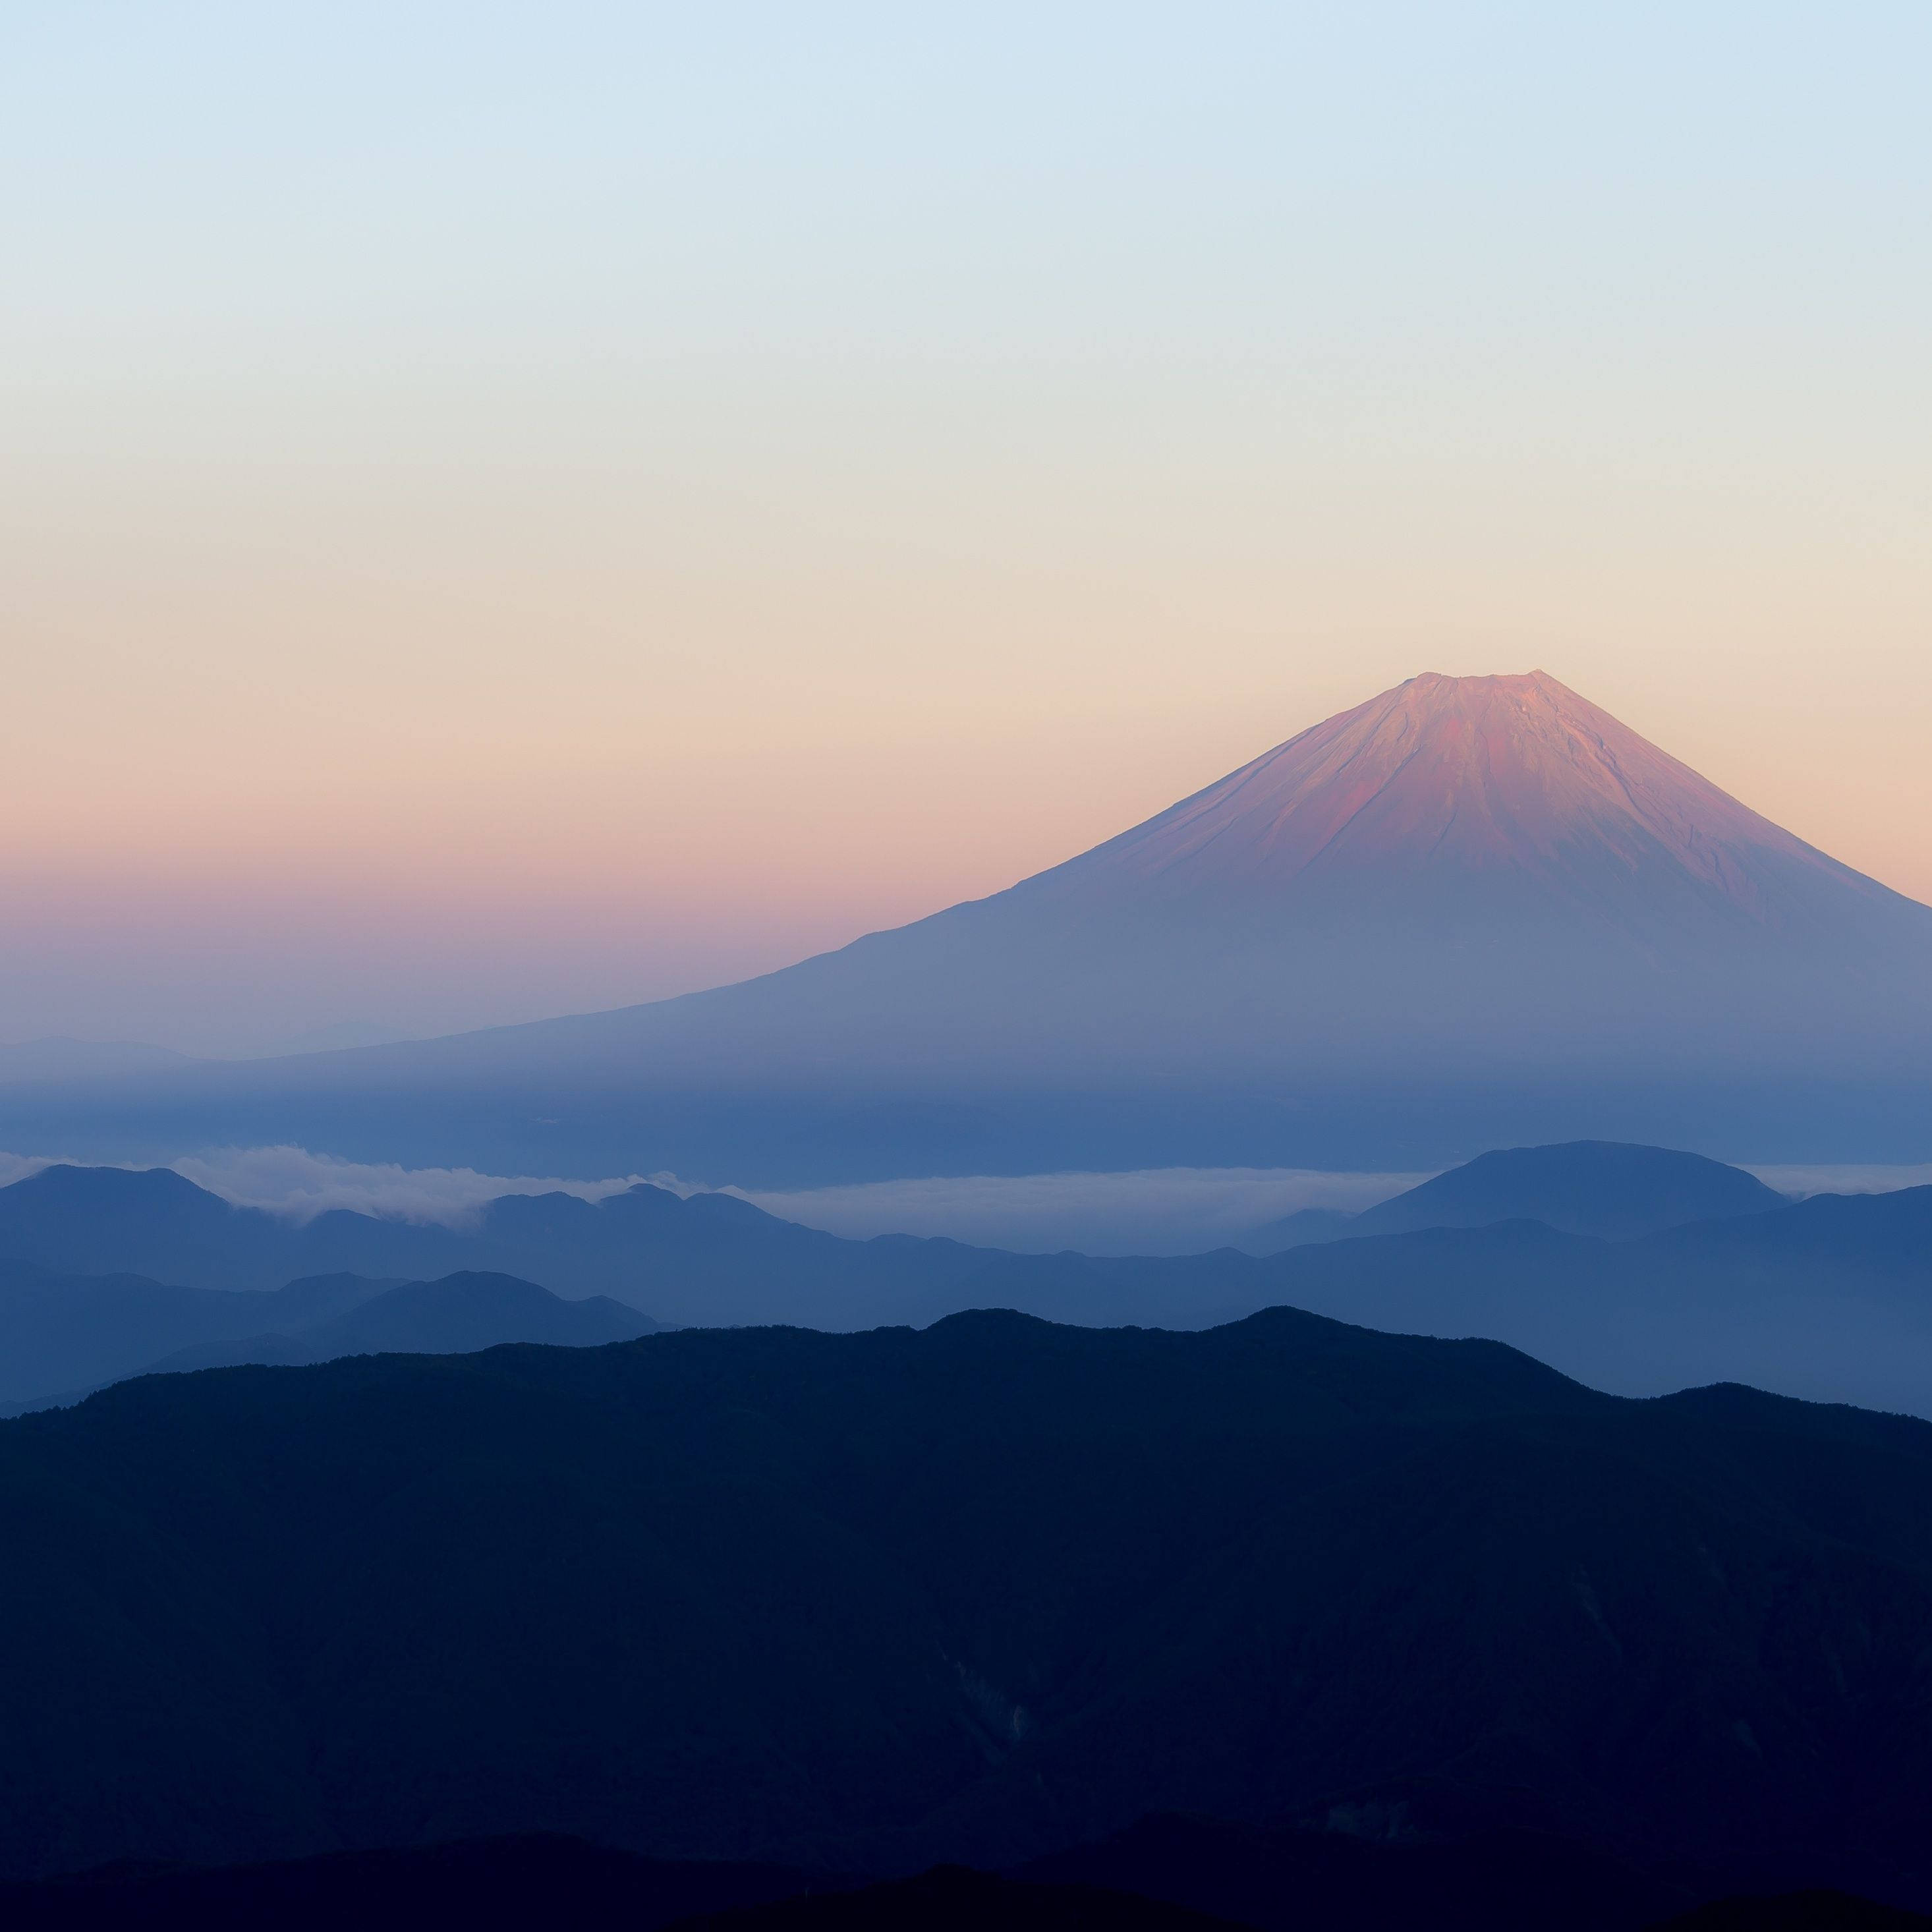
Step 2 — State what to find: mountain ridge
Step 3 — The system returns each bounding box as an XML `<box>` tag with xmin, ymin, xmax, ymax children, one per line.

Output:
<box><xmin>4</xmin><ymin>1148</ymin><xmax>1931</xmax><ymax>1414</ymax></box>
<box><xmin>1257</xmin><ymin>1140</ymin><xmax>1791</xmax><ymax>1245</ymax></box>
<box><xmin>3</xmin><ymin>1312</ymin><xmax>1931</xmax><ymax>1900</ymax></box>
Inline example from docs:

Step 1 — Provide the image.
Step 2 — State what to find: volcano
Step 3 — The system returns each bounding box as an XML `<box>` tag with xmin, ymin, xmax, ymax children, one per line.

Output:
<box><xmin>9</xmin><ymin>673</ymin><xmax>1932</xmax><ymax>1181</ymax></box>
<box><xmin>1042</xmin><ymin>670</ymin><xmax>1894</xmax><ymax>928</ymax></box>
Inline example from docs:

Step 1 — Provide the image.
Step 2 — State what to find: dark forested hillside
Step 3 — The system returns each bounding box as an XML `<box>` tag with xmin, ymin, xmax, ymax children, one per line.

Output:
<box><xmin>3</xmin><ymin>1311</ymin><xmax>1931</xmax><ymax>1906</ymax></box>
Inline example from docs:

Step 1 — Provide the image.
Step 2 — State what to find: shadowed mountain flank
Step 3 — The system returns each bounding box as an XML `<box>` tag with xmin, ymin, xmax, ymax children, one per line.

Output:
<box><xmin>4</xmin><ymin>675</ymin><xmax>1930</xmax><ymax>1180</ymax></box>
<box><xmin>3</xmin><ymin>1312</ymin><xmax>1932</xmax><ymax>1908</ymax></box>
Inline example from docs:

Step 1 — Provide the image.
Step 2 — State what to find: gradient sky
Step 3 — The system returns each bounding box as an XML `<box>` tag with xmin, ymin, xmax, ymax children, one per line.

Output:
<box><xmin>3</xmin><ymin>3</ymin><xmax>1928</xmax><ymax>1053</ymax></box>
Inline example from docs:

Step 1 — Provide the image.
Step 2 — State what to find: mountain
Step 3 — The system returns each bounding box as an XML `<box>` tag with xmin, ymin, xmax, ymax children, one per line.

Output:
<box><xmin>1241</xmin><ymin>1141</ymin><xmax>1788</xmax><ymax>1249</ymax></box>
<box><xmin>0</xmin><ymin>1262</ymin><xmax>388</xmax><ymax>1409</ymax></box>
<box><xmin>1233</xmin><ymin>1207</ymin><xmax>1360</xmax><ymax>1253</ymax></box>
<box><xmin>945</xmin><ymin>1186</ymin><xmax>1932</xmax><ymax>1415</ymax></box>
<box><xmin>0</xmin><ymin>1159</ymin><xmax>993</xmax><ymax>1313</ymax></box>
<box><xmin>0</xmin><ymin>1257</ymin><xmax>656</xmax><ymax>1411</ymax></box>
<box><xmin>5</xmin><ymin>672</ymin><xmax>1931</xmax><ymax>1183</ymax></box>
<box><xmin>144</xmin><ymin>1273</ymin><xmax>654</xmax><ymax>1375</ymax></box>
<box><xmin>4</xmin><ymin>1157</ymin><xmax>1931</xmax><ymax>1415</ymax></box>
<box><xmin>3</xmin><ymin>1311</ymin><xmax>1932</xmax><ymax>1907</ymax></box>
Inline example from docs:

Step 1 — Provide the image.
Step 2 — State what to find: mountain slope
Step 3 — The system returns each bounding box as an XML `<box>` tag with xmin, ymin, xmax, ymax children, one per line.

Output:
<box><xmin>1342</xmin><ymin>1141</ymin><xmax>1786</xmax><ymax>1242</ymax></box>
<box><xmin>946</xmin><ymin>1187</ymin><xmax>1932</xmax><ymax>1415</ymax></box>
<box><xmin>1238</xmin><ymin>1139</ymin><xmax>1786</xmax><ymax>1248</ymax></box>
<box><xmin>0</xmin><ymin>1245</ymin><xmax>658</xmax><ymax>1410</ymax></box>
<box><xmin>4</xmin><ymin>673</ymin><xmax>1929</xmax><ymax>1181</ymax></box>
<box><xmin>144</xmin><ymin>1273</ymin><xmax>655</xmax><ymax>1375</ymax></box>
<box><xmin>5</xmin><ymin>1160</ymin><xmax>1931</xmax><ymax>1415</ymax></box>
<box><xmin>3</xmin><ymin>1313</ymin><xmax>1932</xmax><ymax>1903</ymax></box>
<box><xmin>0</xmin><ymin>1160</ymin><xmax>993</xmax><ymax>1309</ymax></box>
<box><xmin>0</xmin><ymin>1261</ymin><xmax>389</xmax><ymax>1409</ymax></box>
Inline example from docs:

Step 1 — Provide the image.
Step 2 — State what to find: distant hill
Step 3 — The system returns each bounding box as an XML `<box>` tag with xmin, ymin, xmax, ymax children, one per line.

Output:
<box><xmin>1234</xmin><ymin>1206</ymin><xmax>1359</xmax><ymax>1253</ymax></box>
<box><xmin>7</xmin><ymin>673</ymin><xmax>1932</xmax><ymax>1181</ymax></box>
<box><xmin>0</xmin><ymin>1160</ymin><xmax>996</xmax><ymax>1314</ymax></box>
<box><xmin>0</xmin><ymin>1262</ymin><xmax>386</xmax><ymax>1409</ymax></box>
<box><xmin>952</xmin><ymin>1189</ymin><xmax>1932</xmax><ymax>1415</ymax></box>
<box><xmin>0</xmin><ymin>1262</ymin><xmax>657</xmax><ymax>1412</ymax></box>
<box><xmin>1243</xmin><ymin>1141</ymin><xmax>1786</xmax><ymax>1249</ymax></box>
<box><xmin>1348</xmin><ymin>1142</ymin><xmax>1786</xmax><ymax>1239</ymax></box>
<box><xmin>3</xmin><ymin>1311</ymin><xmax>1931</xmax><ymax>1906</ymax></box>
<box><xmin>144</xmin><ymin>1273</ymin><xmax>653</xmax><ymax>1375</ymax></box>
<box><xmin>2</xmin><ymin>1158</ymin><xmax>1931</xmax><ymax>1414</ymax></box>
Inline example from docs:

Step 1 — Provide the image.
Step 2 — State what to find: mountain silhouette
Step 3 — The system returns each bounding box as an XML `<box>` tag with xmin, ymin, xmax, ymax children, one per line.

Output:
<box><xmin>944</xmin><ymin>1187</ymin><xmax>1932</xmax><ymax>1415</ymax></box>
<box><xmin>0</xmin><ymin>1251</ymin><xmax>657</xmax><ymax>1411</ymax></box>
<box><xmin>3</xmin><ymin>1156</ymin><xmax>1931</xmax><ymax>1414</ymax></box>
<box><xmin>4</xmin><ymin>1311</ymin><xmax>1932</xmax><ymax>1906</ymax></box>
<box><xmin>1243</xmin><ymin>1141</ymin><xmax>1788</xmax><ymax>1248</ymax></box>
<box><xmin>0</xmin><ymin>1158</ymin><xmax>991</xmax><ymax>1312</ymax></box>
<box><xmin>5</xmin><ymin>673</ymin><xmax>1929</xmax><ymax>1181</ymax></box>
<box><xmin>142</xmin><ymin>1272</ymin><xmax>653</xmax><ymax>1376</ymax></box>
<box><xmin>0</xmin><ymin>1261</ymin><xmax>387</xmax><ymax>1409</ymax></box>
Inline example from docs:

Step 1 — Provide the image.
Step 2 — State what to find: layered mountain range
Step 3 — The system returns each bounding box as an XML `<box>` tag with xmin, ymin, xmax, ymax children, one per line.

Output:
<box><xmin>5</xmin><ymin>1143</ymin><xmax>1930</xmax><ymax>1416</ymax></box>
<box><xmin>5</xmin><ymin>673</ymin><xmax>1929</xmax><ymax>1180</ymax></box>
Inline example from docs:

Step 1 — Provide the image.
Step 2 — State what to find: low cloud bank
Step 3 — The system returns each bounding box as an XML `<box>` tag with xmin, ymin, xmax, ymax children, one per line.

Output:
<box><xmin>1748</xmin><ymin>1163</ymin><xmax>1932</xmax><ymax>1200</ymax></box>
<box><xmin>735</xmin><ymin>1167</ymin><xmax>1432</xmax><ymax>1257</ymax></box>
<box><xmin>0</xmin><ymin>1152</ymin><xmax>1438</xmax><ymax>1249</ymax></box>
<box><xmin>171</xmin><ymin>1147</ymin><xmax>690</xmax><ymax>1227</ymax></box>
<box><xmin>736</xmin><ymin>1162</ymin><xmax>1932</xmax><ymax>1252</ymax></box>
<box><xmin>0</xmin><ymin>1145</ymin><xmax>691</xmax><ymax>1228</ymax></box>
<box><xmin>1</xmin><ymin>1148</ymin><xmax>1925</xmax><ymax>1248</ymax></box>
<box><xmin>0</xmin><ymin>1152</ymin><xmax>53</xmax><ymax>1191</ymax></box>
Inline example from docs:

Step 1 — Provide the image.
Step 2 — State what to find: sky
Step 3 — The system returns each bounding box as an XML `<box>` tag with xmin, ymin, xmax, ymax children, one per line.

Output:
<box><xmin>2</xmin><ymin>3</ymin><xmax>1928</xmax><ymax>1054</ymax></box>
